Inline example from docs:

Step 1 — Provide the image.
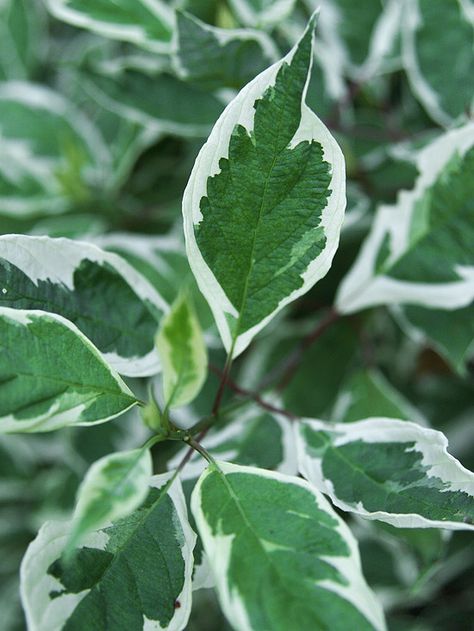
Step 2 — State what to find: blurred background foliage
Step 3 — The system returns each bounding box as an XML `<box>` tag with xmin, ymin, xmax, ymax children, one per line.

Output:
<box><xmin>0</xmin><ymin>0</ymin><xmax>473</xmax><ymax>629</ymax></box>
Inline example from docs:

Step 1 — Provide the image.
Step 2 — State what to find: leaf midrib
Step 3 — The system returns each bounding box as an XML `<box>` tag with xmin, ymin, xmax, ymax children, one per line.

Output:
<box><xmin>231</xmin><ymin>74</ymin><xmax>292</xmax><ymax>347</ymax></box>
<box><xmin>323</xmin><ymin>441</ymin><xmax>467</xmax><ymax>521</ymax></box>
<box><xmin>212</xmin><ymin>466</ymin><xmax>343</xmax><ymax>627</ymax></box>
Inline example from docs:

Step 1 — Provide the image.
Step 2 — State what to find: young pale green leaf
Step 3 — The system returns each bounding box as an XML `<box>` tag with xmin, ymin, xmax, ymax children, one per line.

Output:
<box><xmin>46</xmin><ymin>0</ymin><xmax>174</xmax><ymax>54</ymax></box>
<box><xmin>336</xmin><ymin>123</ymin><xmax>474</xmax><ymax>314</ymax></box>
<box><xmin>67</xmin><ymin>447</ymin><xmax>152</xmax><ymax>552</ymax></box>
<box><xmin>0</xmin><ymin>234</ymin><xmax>168</xmax><ymax>376</ymax></box>
<box><xmin>192</xmin><ymin>461</ymin><xmax>386</xmax><ymax>631</ymax></box>
<box><xmin>174</xmin><ymin>11</ymin><xmax>278</xmax><ymax>90</ymax></box>
<box><xmin>402</xmin><ymin>0</ymin><xmax>474</xmax><ymax>126</ymax></box>
<box><xmin>156</xmin><ymin>292</ymin><xmax>208</xmax><ymax>409</ymax></box>
<box><xmin>228</xmin><ymin>0</ymin><xmax>296</xmax><ymax>28</ymax></box>
<box><xmin>183</xmin><ymin>15</ymin><xmax>346</xmax><ymax>358</ymax></box>
<box><xmin>296</xmin><ymin>417</ymin><xmax>474</xmax><ymax>530</ymax></box>
<box><xmin>0</xmin><ymin>82</ymin><xmax>110</xmax><ymax>218</ymax></box>
<box><xmin>331</xmin><ymin>369</ymin><xmax>423</xmax><ymax>424</ymax></box>
<box><xmin>0</xmin><ymin>308</ymin><xmax>138</xmax><ymax>433</ymax></box>
<box><xmin>21</xmin><ymin>473</ymin><xmax>196</xmax><ymax>631</ymax></box>
<box><xmin>78</xmin><ymin>67</ymin><xmax>225</xmax><ymax>138</ymax></box>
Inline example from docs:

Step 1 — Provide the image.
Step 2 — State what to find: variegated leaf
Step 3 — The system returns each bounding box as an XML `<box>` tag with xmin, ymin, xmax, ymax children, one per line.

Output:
<box><xmin>192</xmin><ymin>461</ymin><xmax>386</xmax><ymax>631</ymax></box>
<box><xmin>0</xmin><ymin>308</ymin><xmax>137</xmax><ymax>433</ymax></box>
<box><xmin>296</xmin><ymin>417</ymin><xmax>474</xmax><ymax>530</ymax></box>
<box><xmin>0</xmin><ymin>82</ymin><xmax>110</xmax><ymax>218</ymax></box>
<box><xmin>67</xmin><ymin>447</ymin><xmax>152</xmax><ymax>551</ymax></box>
<box><xmin>336</xmin><ymin>123</ymin><xmax>474</xmax><ymax>314</ymax></box>
<box><xmin>316</xmin><ymin>0</ymin><xmax>403</xmax><ymax>79</ymax></box>
<box><xmin>402</xmin><ymin>0</ymin><xmax>474</xmax><ymax>126</ymax></box>
<box><xmin>78</xmin><ymin>67</ymin><xmax>225</xmax><ymax>138</ymax></box>
<box><xmin>46</xmin><ymin>0</ymin><xmax>175</xmax><ymax>54</ymax></box>
<box><xmin>21</xmin><ymin>473</ymin><xmax>196</xmax><ymax>631</ymax></box>
<box><xmin>183</xmin><ymin>15</ymin><xmax>346</xmax><ymax>358</ymax></box>
<box><xmin>0</xmin><ymin>234</ymin><xmax>168</xmax><ymax>376</ymax></box>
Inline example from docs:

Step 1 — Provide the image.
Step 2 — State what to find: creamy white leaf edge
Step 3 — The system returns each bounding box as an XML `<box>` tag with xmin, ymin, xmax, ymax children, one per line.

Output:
<box><xmin>336</xmin><ymin>122</ymin><xmax>474</xmax><ymax>314</ymax></box>
<box><xmin>0</xmin><ymin>307</ymin><xmax>137</xmax><ymax>433</ymax></box>
<box><xmin>183</xmin><ymin>22</ymin><xmax>346</xmax><ymax>357</ymax></box>
<box><xmin>20</xmin><ymin>472</ymin><xmax>196</xmax><ymax>631</ymax></box>
<box><xmin>0</xmin><ymin>234</ymin><xmax>169</xmax><ymax>376</ymax></box>
<box><xmin>296</xmin><ymin>417</ymin><xmax>474</xmax><ymax>530</ymax></box>
<box><xmin>191</xmin><ymin>461</ymin><xmax>386</xmax><ymax>631</ymax></box>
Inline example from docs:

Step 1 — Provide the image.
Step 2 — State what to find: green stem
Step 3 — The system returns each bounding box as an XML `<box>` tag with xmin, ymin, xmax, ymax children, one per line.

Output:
<box><xmin>183</xmin><ymin>435</ymin><xmax>216</xmax><ymax>464</ymax></box>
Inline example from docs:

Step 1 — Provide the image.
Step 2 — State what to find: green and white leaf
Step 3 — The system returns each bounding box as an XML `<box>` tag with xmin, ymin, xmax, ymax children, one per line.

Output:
<box><xmin>156</xmin><ymin>292</ymin><xmax>208</xmax><ymax>409</ymax></box>
<box><xmin>228</xmin><ymin>0</ymin><xmax>296</xmax><ymax>28</ymax></box>
<box><xmin>192</xmin><ymin>461</ymin><xmax>386</xmax><ymax>631</ymax></box>
<box><xmin>0</xmin><ymin>234</ymin><xmax>168</xmax><ymax>376</ymax></box>
<box><xmin>173</xmin><ymin>11</ymin><xmax>278</xmax><ymax>90</ymax></box>
<box><xmin>67</xmin><ymin>447</ymin><xmax>152</xmax><ymax>551</ymax></box>
<box><xmin>296</xmin><ymin>417</ymin><xmax>474</xmax><ymax>530</ymax></box>
<box><xmin>78</xmin><ymin>67</ymin><xmax>225</xmax><ymax>139</ymax></box>
<box><xmin>402</xmin><ymin>0</ymin><xmax>474</xmax><ymax>126</ymax></box>
<box><xmin>46</xmin><ymin>0</ymin><xmax>175</xmax><ymax>54</ymax></box>
<box><xmin>21</xmin><ymin>473</ymin><xmax>196</xmax><ymax>631</ymax></box>
<box><xmin>0</xmin><ymin>308</ymin><xmax>137</xmax><ymax>433</ymax></box>
<box><xmin>336</xmin><ymin>123</ymin><xmax>474</xmax><ymax>314</ymax></box>
<box><xmin>183</xmin><ymin>16</ymin><xmax>346</xmax><ymax>358</ymax></box>
<box><xmin>314</xmin><ymin>0</ymin><xmax>403</xmax><ymax>80</ymax></box>
<box><xmin>331</xmin><ymin>369</ymin><xmax>424</xmax><ymax>424</ymax></box>
<box><xmin>0</xmin><ymin>82</ymin><xmax>110</xmax><ymax>218</ymax></box>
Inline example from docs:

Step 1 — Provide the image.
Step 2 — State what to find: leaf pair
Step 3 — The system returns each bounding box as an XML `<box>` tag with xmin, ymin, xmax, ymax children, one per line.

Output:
<box><xmin>22</xmin><ymin>463</ymin><xmax>387</xmax><ymax>631</ymax></box>
<box><xmin>20</xmin><ymin>413</ymin><xmax>474</xmax><ymax>631</ymax></box>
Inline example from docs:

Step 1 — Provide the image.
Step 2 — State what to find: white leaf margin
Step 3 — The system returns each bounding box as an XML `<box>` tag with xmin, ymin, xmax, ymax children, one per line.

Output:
<box><xmin>295</xmin><ymin>417</ymin><xmax>474</xmax><ymax>531</ymax></box>
<box><xmin>183</xmin><ymin>18</ymin><xmax>346</xmax><ymax>358</ymax></box>
<box><xmin>20</xmin><ymin>472</ymin><xmax>196</xmax><ymax>631</ymax></box>
<box><xmin>0</xmin><ymin>82</ymin><xmax>111</xmax><ymax>217</ymax></box>
<box><xmin>0</xmin><ymin>234</ymin><xmax>169</xmax><ymax>376</ymax></box>
<box><xmin>402</xmin><ymin>0</ymin><xmax>474</xmax><ymax>127</ymax></box>
<box><xmin>46</xmin><ymin>0</ymin><xmax>175</xmax><ymax>54</ymax></box>
<box><xmin>191</xmin><ymin>461</ymin><xmax>386</xmax><ymax>631</ymax></box>
<box><xmin>336</xmin><ymin>122</ymin><xmax>474</xmax><ymax>314</ymax></box>
<box><xmin>0</xmin><ymin>307</ymin><xmax>137</xmax><ymax>433</ymax></box>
